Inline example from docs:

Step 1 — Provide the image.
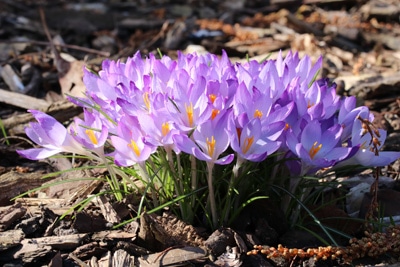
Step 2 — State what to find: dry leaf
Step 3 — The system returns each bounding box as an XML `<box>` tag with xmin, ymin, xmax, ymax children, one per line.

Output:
<box><xmin>58</xmin><ymin>58</ymin><xmax>86</xmax><ymax>98</ymax></box>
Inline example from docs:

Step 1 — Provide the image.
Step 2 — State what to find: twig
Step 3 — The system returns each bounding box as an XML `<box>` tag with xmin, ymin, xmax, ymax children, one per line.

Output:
<box><xmin>357</xmin><ymin>115</ymin><xmax>382</xmax><ymax>230</ymax></box>
<box><xmin>39</xmin><ymin>7</ymin><xmax>55</xmax><ymax>53</ymax></box>
<box><xmin>0</xmin><ymin>40</ymin><xmax>110</xmax><ymax>57</ymax></box>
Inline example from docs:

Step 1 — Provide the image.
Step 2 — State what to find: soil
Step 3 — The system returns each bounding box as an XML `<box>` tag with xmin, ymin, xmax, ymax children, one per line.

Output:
<box><xmin>1</xmin><ymin>0</ymin><xmax>400</xmax><ymax>266</ymax></box>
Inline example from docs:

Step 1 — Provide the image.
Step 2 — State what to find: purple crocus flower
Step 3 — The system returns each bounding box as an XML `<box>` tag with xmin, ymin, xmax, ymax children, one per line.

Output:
<box><xmin>350</xmin><ymin>130</ymin><xmax>400</xmax><ymax>167</ymax></box>
<box><xmin>229</xmin><ymin>114</ymin><xmax>284</xmax><ymax>162</ymax></box>
<box><xmin>110</xmin><ymin>115</ymin><xmax>156</xmax><ymax>166</ymax></box>
<box><xmin>69</xmin><ymin>110</ymin><xmax>108</xmax><ymax>153</ymax></box>
<box><xmin>136</xmin><ymin>108</ymin><xmax>181</xmax><ymax>152</ymax></box>
<box><xmin>16</xmin><ymin>110</ymin><xmax>86</xmax><ymax>160</ymax></box>
<box><xmin>336</xmin><ymin>114</ymin><xmax>400</xmax><ymax>167</ymax></box>
<box><xmin>173</xmin><ymin>111</ymin><xmax>234</xmax><ymax>165</ymax></box>
<box><xmin>286</xmin><ymin>119</ymin><xmax>353</xmax><ymax>175</ymax></box>
<box><xmin>166</xmin><ymin>72</ymin><xmax>212</xmax><ymax>132</ymax></box>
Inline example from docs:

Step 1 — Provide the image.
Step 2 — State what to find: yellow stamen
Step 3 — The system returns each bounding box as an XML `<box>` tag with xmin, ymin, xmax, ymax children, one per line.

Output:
<box><xmin>206</xmin><ymin>136</ymin><xmax>216</xmax><ymax>157</ymax></box>
<box><xmin>211</xmin><ymin>109</ymin><xmax>219</xmax><ymax>120</ymax></box>
<box><xmin>307</xmin><ymin>101</ymin><xmax>313</xmax><ymax>109</ymax></box>
<box><xmin>284</xmin><ymin>123</ymin><xmax>290</xmax><ymax>131</ymax></box>
<box><xmin>161</xmin><ymin>122</ymin><xmax>170</xmax><ymax>137</ymax></box>
<box><xmin>242</xmin><ymin>136</ymin><xmax>254</xmax><ymax>154</ymax></box>
<box><xmin>254</xmin><ymin>109</ymin><xmax>263</xmax><ymax>119</ymax></box>
<box><xmin>209</xmin><ymin>94</ymin><xmax>217</xmax><ymax>104</ymax></box>
<box><xmin>185</xmin><ymin>102</ymin><xmax>194</xmax><ymax>127</ymax></box>
<box><xmin>143</xmin><ymin>92</ymin><xmax>151</xmax><ymax>111</ymax></box>
<box><xmin>85</xmin><ymin>129</ymin><xmax>98</xmax><ymax>145</ymax></box>
<box><xmin>128</xmin><ymin>140</ymin><xmax>141</xmax><ymax>157</ymax></box>
<box><xmin>309</xmin><ymin>141</ymin><xmax>322</xmax><ymax>159</ymax></box>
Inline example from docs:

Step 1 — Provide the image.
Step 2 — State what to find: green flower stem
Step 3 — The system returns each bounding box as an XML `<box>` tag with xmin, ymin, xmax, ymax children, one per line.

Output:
<box><xmin>190</xmin><ymin>154</ymin><xmax>197</xmax><ymax>207</ymax></box>
<box><xmin>137</xmin><ymin>162</ymin><xmax>159</xmax><ymax>208</ymax></box>
<box><xmin>232</xmin><ymin>155</ymin><xmax>245</xmax><ymax>181</ymax></box>
<box><xmin>165</xmin><ymin>147</ymin><xmax>184</xmax><ymax>195</ymax></box>
<box><xmin>147</xmin><ymin>157</ymin><xmax>160</xmax><ymax>189</ymax></box>
<box><xmin>223</xmin><ymin>156</ymin><xmax>243</xmax><ymax>223</ymax></box>
<box><xmin>113</xmin><ymin>167</ymin><xmax>138</xmax><ymax>191</ymax></box>
<box><xmin>99</xmin><ymin>150</ymin><xmax>123</xmax><ymax>201</ymax></box>
<box><xmin>206</xmin><ymin>162</ymin><xmax>217</xmax><ymax>228</ymax></box>
<box><xmin>164</xmin><ymin>147</ymin><xmax>188</xmax><ymax>220</ymax></box>
<box><xmin>174</xmin><ymin>152</ymin><xmax>193</xmax><ymax>222</ymax></box>
<box><xmin>269</xmin><ymin>155</ymin><xmax>282</xmax><ymax>187</ymax></box>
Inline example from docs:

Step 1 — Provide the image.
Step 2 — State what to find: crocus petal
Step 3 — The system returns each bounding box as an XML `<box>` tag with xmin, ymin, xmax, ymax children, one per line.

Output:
<box><xmin>173</xmin><ymin>134</ymin><xmax>197</xmax><ymax>156</ymax></box>
<box><xmin>29</xmin><ymin>110</ymin><xmax>68</xmax><ymax>146</ymax></box>
<box><xmin>192</xmin><ymin>148</ymin><xmax>212</xmax><ymax>162</ymax></box>
<box><xmin>214</xmin><ymin>154</ymin><xmax>234</xmax><ymax>165</ymax></box>
<box><xmin>355</xmin><ymin>150</ymin><xmax>400</xmax><ymax>167</ymax></box>
<box><xmin>16</xmin><ymin>147</ymin><xmax>62</xmax><ymax>160</ymax></box>
<box><xmin>301</xmin><ymin>121</ymin><xmax>321</xmax><ymax>151</ymax></box>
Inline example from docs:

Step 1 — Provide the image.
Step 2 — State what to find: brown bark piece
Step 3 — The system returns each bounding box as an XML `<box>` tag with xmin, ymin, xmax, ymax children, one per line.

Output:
<box><xmin>91</xmin><ymin>230</ymin><xmax>137</xmax><ymax>241</ymax></box>
<box><xmin>0</xmin><ymin>203</ymin><xmax>27</xmax><ymax>232</ymax></box>
<box><xmin>0</xmin><ymin>171</ymin><xmax>47</xmax><ymax>206</ymax></box>
<box><xmin>0</xmin><ymin>88</ymin><xmax>49</xmax><ymax>110</ymax></box>
<box><xmin>348</xmin><ymin>71</ymin><xmax>400</xmax><ymax>99</ymax></box>
<box><xmin>0</xmin><ymin>229</ymin><xmax>25</xmax><ymax>251</ymax></box>
<box><xmin>72</xmin><ymin>241</ymin><xmax>108</xmax><ymax>261</ymax></box>
<box><xmin>13</xmin><ymin>239</ymin><xmax>53</xmax><ymax>263</ymax></box>
<box><xmin>14</xmin><ymin>198</ymin><xmax>69</xmax><ymax>216</ymax></box>
<box><xmin>28</xmin><ymin>233</ymin><xmax>89</xmax><ymax>250</ymax></box>
<box><xmin>92</xmin><ymin>195</ymin><xmax>121</xmax><ymax>224</ymax></box>
<box><xmin>112</xmin><ymin>249</ymin><xmax>135</xmax><ymax>267</ymax></box>
<box><xmin>2</xmin><ymin>99</ymin><xmax>82</xmax><ymax>132</ymax></box>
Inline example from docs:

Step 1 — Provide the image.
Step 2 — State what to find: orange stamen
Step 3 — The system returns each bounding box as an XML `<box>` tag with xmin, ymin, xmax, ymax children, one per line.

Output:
<box><xmin>161</xmin><ymin>122</ymin><xmax>170</xmax><ymax>137</ymax></box>
<box><xmin>209</xmin><ymin>94</ymin><xmax>217</xmax><ymax>104</ymax></box>
<box><xmin>242</xmin><ymin>136</ymin><xmax>254</xmax><ymax>154</ymax></box>
<box><xmin>309</xmin><ymin>141</ymin><xmax>322</xmax><ymax>159</ymax></box>
<box><xmin>211</xmin><ymin>109</ymin><xmax>219</xmax><ymax>120</ymax></box>
<box><xmin>254</xmin><ymin>109</ymin><xmax>263</xmax><ymax>118</ymax></box>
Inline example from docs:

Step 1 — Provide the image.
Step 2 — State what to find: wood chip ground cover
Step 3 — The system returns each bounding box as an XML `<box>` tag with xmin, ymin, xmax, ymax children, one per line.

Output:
<box><xmin>0</xmin><ymin>1</ymin><xmax>400</xmax><ymax>266</ymax></box>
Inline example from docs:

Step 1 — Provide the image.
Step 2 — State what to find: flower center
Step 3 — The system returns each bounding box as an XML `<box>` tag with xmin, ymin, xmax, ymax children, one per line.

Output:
<box><xmin>254</xmin><ymin>109</ymin><xmax>263</xmax><ymax>119</ymax></box>
<box><xmin>128</xmin><ymin>140</ymin><xmax>141</xmax><ymax>157</ymax></box>
<box><xmin>206</xmin><ymin>136</ymin><xmax>216</xmax><ymax>157</ymax></box>
<box><xmin>211</xmin><ymin>109</ymin><xmax>219</xmax><ymax>120</ymax></box>
<box><xmin>85</xmin><ymin>129</ymin><xmax>98</xmax><ymax>145</ymax></box>
<box><xmin>284</xmin><ymin>123</ymin><xmax>290</xmax><ymax>131</ymax></box>
<box><xmin>309</xmin><ymin>141</ymin><xmax>322</xmax><ymax>159</ymax></box>
<box><xmin>242</xmin><ymin>136</ymin><xmax>254</xmax><ymax>154</ymax></box>
<box><xmin>185</xmin><ymin>102</ymin><xmax>194</xmax><ymax>127</ymax></box>
<box><xmin>209</xmin><ymin>94</ymin><xmax>217</xmax><ymax>104</ymax></box>
<box><xmin>161</xmin><ymin>122</ymin><xmax>170</xmax><ymax>137</ymax></box>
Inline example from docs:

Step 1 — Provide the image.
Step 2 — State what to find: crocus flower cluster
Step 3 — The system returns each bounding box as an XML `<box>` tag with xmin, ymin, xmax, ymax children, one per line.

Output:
<box><xmin>16</xmin><ymin>50</ymin><xmax>400</xmax><ymax>226</ymax></box>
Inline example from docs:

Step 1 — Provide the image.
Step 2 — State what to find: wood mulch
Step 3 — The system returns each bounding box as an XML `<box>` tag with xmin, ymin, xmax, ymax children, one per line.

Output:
<box><xmin>1</xmin><ymin>0</ymin><xmax>400</xmax><ymax>266</ymax></box>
